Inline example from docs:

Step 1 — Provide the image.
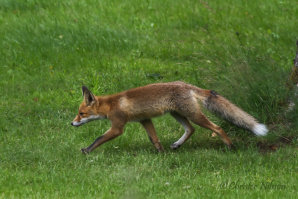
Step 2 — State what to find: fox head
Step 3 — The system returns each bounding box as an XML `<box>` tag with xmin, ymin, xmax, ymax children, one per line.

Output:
<box><xmin>71</xmin><ymin>86</ymin><xmax>107</xmax><ymax>127</ymax></box>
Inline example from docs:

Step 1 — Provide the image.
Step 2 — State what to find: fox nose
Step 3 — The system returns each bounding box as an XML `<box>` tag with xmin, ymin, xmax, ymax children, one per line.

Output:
<box><xmin>71</xmin><ymin>122</ymin><xmax>74</xmax><ymax>126</ymax></box>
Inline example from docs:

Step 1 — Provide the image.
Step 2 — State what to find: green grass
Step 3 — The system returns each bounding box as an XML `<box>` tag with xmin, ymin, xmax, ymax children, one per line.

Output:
<box><xmin>0</xmin><ymin>0</ymin><xmax>297</xmax><ymax>198</ymax></box>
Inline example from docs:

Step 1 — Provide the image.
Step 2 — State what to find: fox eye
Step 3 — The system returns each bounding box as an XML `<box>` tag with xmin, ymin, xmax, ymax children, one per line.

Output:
<box><xmin>79</xmin><ymin>112</ymin><xmax>85</xmax><ymax>116</ymax></box>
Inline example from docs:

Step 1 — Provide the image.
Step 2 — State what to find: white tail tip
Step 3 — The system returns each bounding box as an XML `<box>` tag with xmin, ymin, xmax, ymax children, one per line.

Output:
<box><xmin>253</xmin><ymin>124</ymin><xmax>268</xmax><ymax>136</ymax></box>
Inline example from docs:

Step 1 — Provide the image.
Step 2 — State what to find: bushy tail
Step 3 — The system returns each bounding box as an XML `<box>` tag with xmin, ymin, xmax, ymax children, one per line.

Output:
<box><xmin>201</xmin><ymin>90</ymin><xmax>268</xmax><ymax>136</ymax></box>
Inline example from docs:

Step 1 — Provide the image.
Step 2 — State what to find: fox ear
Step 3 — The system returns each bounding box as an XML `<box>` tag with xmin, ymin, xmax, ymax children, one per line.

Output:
<box><xmin>82</xmin><ymin>86</ymin><xmax>95</xmax><ymax>105</ymax></box>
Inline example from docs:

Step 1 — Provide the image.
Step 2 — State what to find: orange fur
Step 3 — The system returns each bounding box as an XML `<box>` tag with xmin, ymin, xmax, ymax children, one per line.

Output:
<box><xmin>71</xmin><ymin>81</ymin><xmax>268</xmax><ymax>154</ymax></box>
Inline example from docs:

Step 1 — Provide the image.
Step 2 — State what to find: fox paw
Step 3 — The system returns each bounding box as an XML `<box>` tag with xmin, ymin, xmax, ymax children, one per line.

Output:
<box><xmin>81</xmin><ymin>148</ymin><xmax>89</xmax><ymax>154</ymax></box>
<box><xmin>157</xmin><ymin>147</ymin><xmax>164</xmax><ymax>153</ymax></box>
<box><xmin>228</xmin><ymin>144</ymin><xmax>236</xmax><ymax>151</ymax></box>
<box><xmin>170</xmin><ymin>143</ymin><xmax>180</xmax><ymax>150</ymax></box>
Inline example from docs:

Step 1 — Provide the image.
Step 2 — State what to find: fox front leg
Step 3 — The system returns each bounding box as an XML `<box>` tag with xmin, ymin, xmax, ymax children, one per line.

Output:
<box><xmin>140</xmin><ymin>119</ymin><xmax>164</xmax><ymax>152</ymax></box>
<box><xmin>81</xmin><ymin>122</ymin><xmax>125</xmax><ymax>154</ymax></box>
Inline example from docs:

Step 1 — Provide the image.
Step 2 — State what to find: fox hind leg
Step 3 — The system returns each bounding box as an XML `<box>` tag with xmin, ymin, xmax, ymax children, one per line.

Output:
<box><xmin>187</xmin><ymin>112</ymin><xmax>232</xmax><ymax>147</ymax></box>
<box><xmin>170</xmin><ymin>112</ymin><xmax>195</xmax><ymax>149</ymax></box>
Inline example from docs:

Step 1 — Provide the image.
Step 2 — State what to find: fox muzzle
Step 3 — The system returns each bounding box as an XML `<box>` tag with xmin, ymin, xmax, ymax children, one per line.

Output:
<box><xmin>71</xmin><ymin>115</ymin><xmax>106</xmax><ymax>127</ymax></box>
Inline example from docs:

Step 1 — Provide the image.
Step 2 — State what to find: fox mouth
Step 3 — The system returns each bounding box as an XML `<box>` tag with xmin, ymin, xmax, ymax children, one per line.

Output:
<box><xmin>71</xmin><ymin>115</ymin><xmax>106</xmax><ymax>127</ymax></box>
<box><xmin>71</xmin><ymin>121</ymin><xmax>85</xmax><ymax>127</ymax></box>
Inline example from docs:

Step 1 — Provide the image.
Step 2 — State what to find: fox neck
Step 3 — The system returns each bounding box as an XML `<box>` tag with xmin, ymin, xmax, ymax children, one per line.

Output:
<box><xmin>94</xmin><ymin>96</ymin><xmax>111</xmax><ymax>116</ymax></box>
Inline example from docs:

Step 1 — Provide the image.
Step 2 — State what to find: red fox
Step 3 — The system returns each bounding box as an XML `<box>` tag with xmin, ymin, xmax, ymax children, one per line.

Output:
<box><xmin>71</xmin><ymin>81</ymin><xmax>268</xmax><ymax>154</ymax></box>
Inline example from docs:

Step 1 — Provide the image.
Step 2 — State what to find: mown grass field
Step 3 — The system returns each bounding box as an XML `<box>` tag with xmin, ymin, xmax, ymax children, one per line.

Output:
<box><xmin>0</xmin><ymin>0</ymin><xmax>297</xmax><ymax>198</ymax></box>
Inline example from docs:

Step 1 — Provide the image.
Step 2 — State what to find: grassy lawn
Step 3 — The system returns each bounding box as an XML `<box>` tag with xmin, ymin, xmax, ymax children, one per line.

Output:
<box><xmin>0</xmin><ymin>0</ymin><xmax>297</xmax><ymax>198</ymax></box>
